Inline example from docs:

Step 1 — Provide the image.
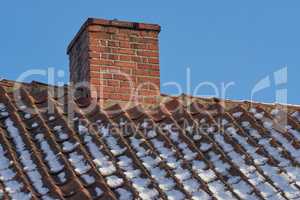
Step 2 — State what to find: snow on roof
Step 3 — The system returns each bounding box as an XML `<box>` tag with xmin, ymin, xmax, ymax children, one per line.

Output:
<box><xmin>0</xmin><ymin>82</ymin><xmax>300</xmax><ymax>199</ymax></box>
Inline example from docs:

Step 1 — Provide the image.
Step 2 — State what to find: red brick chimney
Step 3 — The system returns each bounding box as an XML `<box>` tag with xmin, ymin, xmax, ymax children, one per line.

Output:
<box><xmin>67</xmin><ymin>18</ymin><xmax>161</xmax><ymax>106</ymax></box>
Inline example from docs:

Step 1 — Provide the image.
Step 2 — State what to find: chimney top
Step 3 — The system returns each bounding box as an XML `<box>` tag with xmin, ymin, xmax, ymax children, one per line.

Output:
<box><xmin>67</xmin><ymin>17</ymin><xmax>161</xmax><ymax>106</ymax></box>
<box><xmin>67</xmin><ymin>18</ymin><xmax>161</xmax><ymax>54</ymax></box>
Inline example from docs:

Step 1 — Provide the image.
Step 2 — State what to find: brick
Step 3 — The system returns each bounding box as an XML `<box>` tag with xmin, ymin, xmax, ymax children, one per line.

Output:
<box><xmin>99</xmin><ymin>40</ymin><xmax>107</xmax><ymax>46</ymax></box>
<box><xmin>108</xmin><ymin>41</ymin><xmax>120</xmax><ymax>47</ymax></box>
<box><xmin>139</xmin><ymin>31</ymin><xmax>158</xmax><ymax>38</ymax></box>
<box><xmin>147</xmin><ymin>58</ymin><xmax>159</xmax><ymax>64</ymax></box>
<box><xmin>112</xmin><ymin>34</ymin><xmax>130</xmax><ymax>41</ymax></box>
<box><xmin>113</xmin><ymin>74</ymin><xmax>130</xmax><ymax>81</ymax></box>
<box><xmin>119</xmin><ymin>55</ymin><xmax>131</xmax><ymax>61</ymax></box>
<box><xmin>102</xmin><ymin>86</ymin><xmax>115</xmax><ymax>93</ymax></box>
<box><xmin>138</xmin><ymin>89</ymin><xmax>160</xmax><ymax>96</ymax></box>
<box><xmin>136</xmin><ymin>69</ymin><xmax>150</xmax><ymax>76</ymax></box>
<box><xmin>120</xmin><ymin>82</ymin><xmax>131</xmax><ymax>88</ymax></box>
<box><xmin>143</xmin><ymin>97</ymin><xmax>159</xmax><ymax>104</ymax></box>
<box><xmin>119</xmin><ymin>41</ymin><xmax>131</xmax><ymax>48</ymax></box>
<box><xmin>129</xmin><ymin>36</ymin><xmax>140</xmax><ymax>43</ymax></box>
<box><xmin>101</xmin><ymin>53</ymin><xmax>119</xmax><ymax>60</ymax></box>
<box><xmin>102</xmin><ymin>73</ymin><xmax>113</xmax><ymax>79</ymax></box>
<box><xmin>146</xmin><ymin>44</ymin><xmax>159</xmax><ymax>51</ymax></box>
<box><xmin>112</xmin><ymin>48</ymin><xmax>136</xmax><ymax>55</ymax></box>
<box><xmin>89</xmin><ymin>46</ymin><xmax>112</xmax><ymax>53</ymax></box>
<box><xmin>141</xmin><ymin>38</ymin><xmax>158</xmax><ymax>44</ymax></box>
<box><xmin>131</xmin><ymin>56</ymin><xmax>143</xmax><ymax>63</ymax></box>
<box><xmin>137</xmin><ymin>77</ymin><xmax>160</xmax><ymax>85</ymax></box>
<box><xmin>137</xmin><ymin>50</ymin><xmax>159</xmax><ymax>57</ymax></box>
<box><xmin>120</xmin><ymin>94</ymin><xmax>131</xmax><ymax>101</ymax></box>
<box><xmin>89</xmin><ymin>59</ymin><xmax>114</xmax><ymax>66</ymax></box>
<box><xmin>114</xmin><ymin>87</ymin><xmax>131</xmax><ymax>94</ymax></box>
<box><xmin>89</xmin><ymin>32</ymin><xmax>112</xmax><ymax>40</ymax></box>
<box><xmin>100</xmin><ymin>66</ymin><xmax>120</xmax><ymax>73</ymax></box>
<box><xmin>89</xmin><ymin>52</ymin><xmax>100</xmax><ymax>58</ymax></box>
<box><xmin>100</xmin><ymin>53</ymin><xmax>109</xmax><ymax>60</ymax></box>
<box><xmin>137</xmin><ymin>64</ymin><xmax>160</xmax><ymax>71</ymax></box>
<box><xmin>142</xmin><ymin>57</ymin><xmax>148</xmax><ymax>63</ymax></box>
<box><xmin>138</xmin><ymin>23</ymin><xmax>160</xmax><ymax>31</ymax></box>
<box><xmin>131</xmin><ymin>43</ymin><xmax>147</xmax><ymax>50</ymax></box>
<box><xmin>90</xmin><ymin>78</ymin><xmax>100</xmax><ymax>85</ymax></box>
<box><xmin>69</xmin><ymin>18</ymin><xmax>161</xmax><ymax>105</ymax></box>
<box><xmin>114</xmin><ymin>61</ymin><xmax>136</xmax><ymax>68</ymax></box>
<box><xmin>87</xmin><ymin>25</ymin><xmax>104</xmax><ymax>32</ymax></box>
<box><xmin>106</xmin><ymin>27</ymin><xmax>119</xmax><ymax>34</ymax></box>
<box><xmin>88</xmin><ymin>38</ymin><xmax>99</xmax><ymax>44</ymax></box>
<box><xmin>90</xmin><ymin>66</ymin><xmax>102</xmax><ymax>71</ymax></box>
<box><xmin>119</xmin><ymin>68</ymin><xmax>132</xmax><ymax>74</ymax></box>
<box><xmin>90</xmin><ymin>73</ymin><xmax>100</xmax><ymax>78</ymax></box>
<box><xmin>149</xmin><ymin>70</ymin><xmax>160</xmax><ymax>76</ymax></box>
<box><xmin>107</xmin><ymin>80</ymin><xmax>120</xmax><ymax>87</ymax></box>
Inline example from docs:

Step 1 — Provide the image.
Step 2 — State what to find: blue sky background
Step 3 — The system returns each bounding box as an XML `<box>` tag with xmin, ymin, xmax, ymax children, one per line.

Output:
<box><xmin>0</xmin><ymin>0</ymin><xmax>299</xmax><ymax>104</ymax></box>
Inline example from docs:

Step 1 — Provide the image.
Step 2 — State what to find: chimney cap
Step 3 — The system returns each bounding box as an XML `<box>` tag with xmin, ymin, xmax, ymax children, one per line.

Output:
<box><xmin>67</xmin><ymin>18</ymin><xmax>161</xmax><ymax>54</ymax></box>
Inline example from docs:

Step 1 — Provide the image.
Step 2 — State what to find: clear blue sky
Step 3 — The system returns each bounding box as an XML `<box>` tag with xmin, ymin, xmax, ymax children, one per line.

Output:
<box><xmin>0</xmin><ymin>1</ymin><xmax>299</xmax><ymax>104</ymax></box>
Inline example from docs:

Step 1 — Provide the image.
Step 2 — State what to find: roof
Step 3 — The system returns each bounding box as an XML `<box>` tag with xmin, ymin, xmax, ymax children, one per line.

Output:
<box><xmin>0</xmin><ymin>79</ymin><xmax>300</xmax><ymax>200</ymax></box>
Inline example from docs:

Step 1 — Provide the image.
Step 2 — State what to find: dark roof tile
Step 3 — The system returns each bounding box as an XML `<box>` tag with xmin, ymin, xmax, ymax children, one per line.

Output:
<box><xmin>0</xmin><ymin>80</ymin><xmax>300</xmax><ymax>199</ymax></box>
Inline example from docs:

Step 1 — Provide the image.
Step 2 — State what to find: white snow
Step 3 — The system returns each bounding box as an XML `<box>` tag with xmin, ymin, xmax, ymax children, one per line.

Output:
<box><xmin>232</xmin><ymin>112</ymin><xmax>243</xmax><ymax>118</ymax></box>
<box><xmin>0</xmin><ymin>103</ymin><xmax>5</xmax><ymax>111</ymax></box>
<box><xmin>197</xmin><ymin>169</ymin><xmax>216</xmax><ymax>183</ymax></box>
<box><xmin>291</xmin><ymin>111</ymin><xmax>300</xmax><ymax>122</ymax></box>
<box><xmin>94</xmin><ymin>187</ymin><xmax>103</xmax><ymax>197</ymax></box>
<box><xmin>174</xmin><ymin>167</ymin><xmax>191</xmax><ymax>181</ymax></box>
<box><xmin>37</xmin><ymin>138</ymin><xmax>64</xmax><ymax>174</ymax></box>
<box><xmin>263</xmin><ymin>121</ymin><xmax>273</xmax><ymax>129</ymax></box>
<box><xmin>146</xmin><ymin>130</ymin><xmax>157</xmax><ymax>139</ymax></box>
<box><xmin>24</xmin><ymin>113</ymin><xmax>31</xmax><ymax>119</ymax></box>
<box><xmin>98</xmin><ymin>162</ymin><xmax>117</xmax><ymax>176</ymax></box>
<box><xmin>57</xmin><ymin>172</ymin><xmax>66</xmax><ymax>183</ymax></box>
<box><xmin>241</xmin><ymin>121</ymin><xmax>250</xmax><ymax>128</ymax></box>
<box><xmin>218</xmin><ymin>117</ymin><xmax>299</xmax><ymax>199</ymax></box>
<box><xmin>0</xmin><ymin>111</ymin><xmax>9</xmax><ymax>117</ymax></box>
<box><xmin>191</xmin><ymin>191</ymin><xmax>211</xmax><ymax>200</ymax></box>
<box><xmin>254</xmin><ymin>113</ymin><xmax>264</xmax><ymax>119</ymax></box>
<box><xmin>48</xmin><ymin>116</ymin><xmax>55</xmax><ymax>121</ymax></box>
<box><xmin>182</xmin><ymin>178</ymin><xmax>199</xmax><ymax>193</ymax></box>
<box><xmin>165</xmin><ymin>189</ymin><xmax>185</xmax><ymax>200</ymax></box>
<box><xmin>271</xmin><ymin>109</ymin><xmax>280</xmax><ymax>115</ymax></box>
<box><xmin>19</xmin><ymin>105</ymin><xmax>27</xmax><ymax>110</ymax></box>
<box><xmin>193</xmin><ymin>134</ymin><xmax>202</xmax><ymax>141</ymax></box>
<box><xmin>62</xmin><ymin>141</ymin><xmax>79</xmax><ymax>152</ymax></box>
<box><xmin>31</xmin><ymin>122</ymin><xmax>39</xmax><ymax>128</ymax></box>
<box><xmin>129</xmin><ymin>135</ymin><xmax>182</xmax><ymax>197</ymax></box>
<box><xmin>139</xmin><ymin>188</ymin><xmax>159</xmax><ymax>199</ymax></box>
<box><xmin>68</xmin><ymin>152</ymin><xmax>91</xmax><ymax>175</ymax></box>
<box><xmin>200</xmin><ymin>143</ymin><xmax>212</xmax><ymax>151</ymax></box>
<box><xmin>106</xmin><ymin>175</ymin><xmax>124</xmax><ymax>188</ymax></box>
<box><xmin>124</xmin><ymin>169</ymin><xmax>141</xmax><ymax>179</ymax></box>
<box><xmin>53</xmin><ymin>125</ymin><xmax>62</xmax><ymax>132</ymax></box>
<box><xmin>104</xmin><ymin>135</ymin><xmax>127</xmax><ymax>156</ymax></box>
<box><xmin>209</xmin><ymin>180</ymin><xmax>235</xmax><ymax>199</ymax></box>
<box><xmin>116</xmin><ymin>188</ymin><xmax>133</xmax><ymax>200</ymax></box>
<box><xmin>81</xmin><ymin>174</ymin><xmax>95</xmax><ymax>185</ymax></box>
<box><xmin>117</xmin><ymin>155</ymin><xmax>132</xmax><ymax>168</ymax></box>
<box><xmin>5</xmin><ymin>118</ymin><xmax>51</xmax><ymax>197</ymax></box>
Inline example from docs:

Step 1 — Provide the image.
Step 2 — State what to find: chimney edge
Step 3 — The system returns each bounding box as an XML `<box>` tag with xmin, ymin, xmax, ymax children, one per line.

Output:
<box><xmin>67</xmin><ymin>18</ymin><xmax>161</xmax><ymax>54</ymax></box>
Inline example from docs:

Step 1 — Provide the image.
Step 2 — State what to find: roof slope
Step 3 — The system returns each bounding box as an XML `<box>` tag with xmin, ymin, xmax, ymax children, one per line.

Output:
<box><xmin>0</xmin><ymin>80</ymin><xmax>300</xmax><ymax>200</ymax></box>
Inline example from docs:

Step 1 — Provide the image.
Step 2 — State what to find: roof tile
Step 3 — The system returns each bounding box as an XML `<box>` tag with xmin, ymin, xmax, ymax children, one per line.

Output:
<box><xmin>0</xmin><ymin>81</ymin><xmax>300</xmax><ymax>199</ymax></box>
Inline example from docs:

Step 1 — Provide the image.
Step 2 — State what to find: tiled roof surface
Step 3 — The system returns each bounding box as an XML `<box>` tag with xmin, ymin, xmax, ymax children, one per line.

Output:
<box><xmin>0</xmin><ymin>80</ymin><xmax>300</xmax><ymax>199</ymax></box>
